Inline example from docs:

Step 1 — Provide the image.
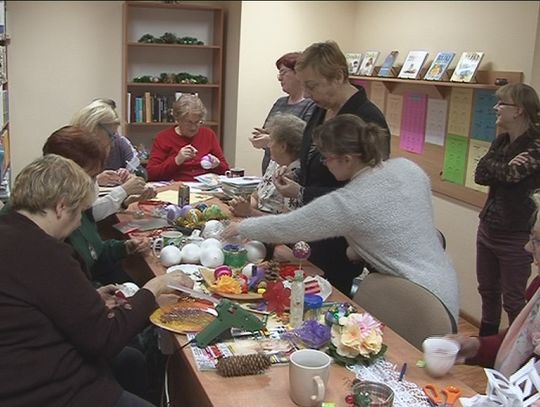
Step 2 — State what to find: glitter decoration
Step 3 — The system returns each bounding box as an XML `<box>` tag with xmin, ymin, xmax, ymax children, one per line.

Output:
<box><xmin>292</xmin><ymin>241</ymin><xmax>311</xmax><ymax>260</ymax></box>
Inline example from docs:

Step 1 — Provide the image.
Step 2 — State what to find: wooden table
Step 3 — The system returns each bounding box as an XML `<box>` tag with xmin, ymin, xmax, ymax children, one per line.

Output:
<box><xmin>113</xmin><ymin>192</ymin><xmax>478</xmax><ymax>407</ymax></box>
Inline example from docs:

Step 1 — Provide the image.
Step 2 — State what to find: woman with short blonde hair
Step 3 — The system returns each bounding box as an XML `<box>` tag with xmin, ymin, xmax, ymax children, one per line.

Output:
<box><xmin>172</xmin><ymin>93</ymin><xmax>207</xmax><ymax>122</ymax></box>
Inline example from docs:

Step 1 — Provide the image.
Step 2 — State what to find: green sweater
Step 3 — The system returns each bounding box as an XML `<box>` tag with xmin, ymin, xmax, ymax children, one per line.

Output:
<box><xmin>1</xmin><ymin>204</ymin><xmax>127</xmax><ymax>280</ymax></box>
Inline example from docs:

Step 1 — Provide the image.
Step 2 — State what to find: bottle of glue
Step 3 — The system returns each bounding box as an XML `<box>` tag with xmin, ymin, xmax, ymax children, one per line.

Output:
<box><xmin>289</xmin><ymin>270</ymin><xmax>305</xmax><ymax>329</ymax></box>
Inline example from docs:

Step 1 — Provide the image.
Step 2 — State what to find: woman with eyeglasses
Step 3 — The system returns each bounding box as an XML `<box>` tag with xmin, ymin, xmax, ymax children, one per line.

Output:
<box><xmin>273</xmin><ymin>41</ymin><xmax>391</xmax><ymax>296</ymax></box>
<box><xmin>71</xmin><ymin>101</ymin><xmax>155</xmax><ymax>221</ymax></box>
<box><xmin>474</xmin><ymin>83</ymin><xmax>540</xmax><ymax>337</ymax></box>
<box><xmin>249</xmin><ymin>52</ymin><xmax>316</xmax><ymax>175</ymax></box>
<box><xmin>147</xmin><ymin>94</ymin><xmax>229</xmax><ymax>182</ymax></box>
<box><xmin>451</xmin><ymin>190</ymin><xmax>540</xmax><ymax>378</ymax></box>
<box><xmin>223</xmin><ymin>114</ymin><xmax>459</xmax><ymax>325</ymax></box>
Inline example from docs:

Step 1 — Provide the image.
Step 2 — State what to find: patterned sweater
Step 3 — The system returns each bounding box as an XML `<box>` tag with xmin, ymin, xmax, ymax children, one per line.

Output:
<box><xmin>238</xmin><ymin>158</ymin><xmax>459</xmax><ymax>322</ymax></box>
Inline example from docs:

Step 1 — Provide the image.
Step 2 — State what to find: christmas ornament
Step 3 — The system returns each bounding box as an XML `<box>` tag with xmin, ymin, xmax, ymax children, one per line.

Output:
<box><xmin>216</xmin><ymin>354</ymin><xmax>271</xmax><ymax>377</ymax></box>
<box><xmin>263</xmin><ymin>280</ymin><xmax>290</xmax><ymax>316</ymax></box>
<box><xmin>293</xmin><ymin>241</ymin><xmax>311</xmax><ymax>260</ymax></box>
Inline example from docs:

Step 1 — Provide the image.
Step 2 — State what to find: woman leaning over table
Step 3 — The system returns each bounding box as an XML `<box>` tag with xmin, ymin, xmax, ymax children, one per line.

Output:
<box><xmin>223</xmin><ymin>114</ymin><xmax>459</xmax><ymax>325</ymax></box>
<box><xmin>474</xmin><ymin>83</ymin><xmax>540</xmax><ymax>336</ymax></box>
<box><xmin>147</xmin><ymin>94</ymin><xmax>229</xmax><ymax>182</ymax></box>
<box><xmin>0</xmin><ymin>154</ymin><xmax>193</xmax><ymax>407</ymax></box>
<box><xmin>452</xmin><ymin>190</ymin><xmax>540</xmax><ymax>378</ymax></box>
<box><xmin>71</xmin><ymin>101</ymin><xmax>155</xmax><ymax>221</ymax></box>
<box><xmin>249</xmin><ymin>51</ymin><xmax>315</xmax><ymax>175</ymax></box>
<box><xmin>273</xmin><ymin>40</ymin><xmax>391</xmax><ymax>296</ymax></box>
<box><xmin>229</xmin><ymin>113</ymin><xmax>305</xmax><ymax>217</ymax></box>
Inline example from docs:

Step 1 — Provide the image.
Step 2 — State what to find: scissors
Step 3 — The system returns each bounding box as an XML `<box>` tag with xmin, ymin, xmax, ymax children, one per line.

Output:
<box><xmin>423</xmin><ymin>384</ymin><xmax>462</xmax><ymax>407</ymax></box>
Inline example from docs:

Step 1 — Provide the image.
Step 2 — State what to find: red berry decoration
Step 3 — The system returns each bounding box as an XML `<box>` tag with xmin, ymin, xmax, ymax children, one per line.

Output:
<box><xmin>345</xmin><ymin>394</ymin><xmax>355</xmax><ymax>405</ymax></box>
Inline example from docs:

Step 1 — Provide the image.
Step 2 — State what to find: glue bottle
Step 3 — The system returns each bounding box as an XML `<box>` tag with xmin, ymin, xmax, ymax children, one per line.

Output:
<box><xmin>289</xmin><ymin>270</ymin><xmax>305</xmax><ymax>329</ymax></box>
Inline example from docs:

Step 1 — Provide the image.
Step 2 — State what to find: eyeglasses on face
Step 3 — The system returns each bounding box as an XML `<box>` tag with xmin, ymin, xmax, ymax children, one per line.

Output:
<box><xmin>98</xmin><ymin>123</ymin><xmax>118</xmax><ymax>142</ymax></box>
<box><xmin>319</xmin><ymin>154</ymin><xmax>341</xmax><ymax>165</ymax></box>
<box><xmin>181</xmin><ymin>119</ymin><xmax>204</xmax><ymax>127</ymax></box>
<box><xmin>494</xmin><ymin>101</ymin><xmax>517</xmax><ymax>108</ymax></box>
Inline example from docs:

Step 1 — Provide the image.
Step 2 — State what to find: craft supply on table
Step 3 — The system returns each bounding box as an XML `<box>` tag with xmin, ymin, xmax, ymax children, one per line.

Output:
<box><xmin>304</xmin><ymin>294</ymin><xmax>323</xmax><ymax>321</ymax></box>
<box><xmin>216</xmin><ymin>354</ymin><xmax>271</xmax><ymax>377</ymax></box>
<box><xmin>222</xmin><ymin>244</ymin><xmax>248</xmax><ymax>268</ymax></box>
<box><xmin>289</xmin><ymin>270</ymin><xmax>305</xmax><ymax>329</ymax></box>
<box><xmin>423</xmin><ymin>384</ymin><xmax>461</xmax><ymax>407</ymax></box>
<box><xmin>351</xmin><ymin>380</ymin><xmax>394</xmax><ymax>407</ymax></box>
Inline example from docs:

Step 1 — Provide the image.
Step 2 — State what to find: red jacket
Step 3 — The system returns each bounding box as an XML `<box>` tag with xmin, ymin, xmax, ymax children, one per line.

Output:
<box><xmin>147</xmin><ymin>126</ymin><xmax>229</xmax><ymax>181</ymax></box>
<box><xmin>467</xmin><ymin>275</ymin><xmax>540</xmax><ymax>367</ymax></box>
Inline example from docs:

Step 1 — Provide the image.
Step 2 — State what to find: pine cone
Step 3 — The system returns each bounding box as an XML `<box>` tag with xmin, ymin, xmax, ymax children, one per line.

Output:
<box><xmin>264</xmin><ymin>260</ymin><xmax>281</xmax><ymax>282</ymax></box>
<box><xmin>216</xmin><ymin>354</ymin><xmax>271</xmax><ymax>377</ymax></box>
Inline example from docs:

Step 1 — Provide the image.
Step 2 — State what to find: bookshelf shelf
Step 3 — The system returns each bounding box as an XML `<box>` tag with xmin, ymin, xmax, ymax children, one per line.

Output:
<box><xmin>123</xmin><ymin>1</ymin><xmax>224</xmax><ymax>149</ymax></box>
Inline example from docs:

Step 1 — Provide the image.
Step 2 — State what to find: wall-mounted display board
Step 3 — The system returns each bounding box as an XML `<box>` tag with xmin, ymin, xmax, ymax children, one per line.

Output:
<box><xmin>350</xmin><ymin>70</ymin><xmax>524</xmax><ymax>208</ymax></box>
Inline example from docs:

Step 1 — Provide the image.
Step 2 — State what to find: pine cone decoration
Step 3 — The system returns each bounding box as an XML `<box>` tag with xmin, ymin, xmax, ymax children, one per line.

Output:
<box><xmin>264</xmin><ymin>260</ymin><xmax>281</xmax><ymax>282</ymax></box>
<box><xmin>216</xmin><ymin>354</ymin><xmax>271</xmax><ymax>377</ymax></box>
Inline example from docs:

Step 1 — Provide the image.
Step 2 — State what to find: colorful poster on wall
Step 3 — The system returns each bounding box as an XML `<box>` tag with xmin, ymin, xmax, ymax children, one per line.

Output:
<box><xmin>370</xmin><ymin>81</ymin><xmax>386</xmax><ymax>113</ymax></box>
<box><xmin>447</xmin><ymin>88</ymin><xmax>474</xmax><ymax>138</ymax></box>
<box><xmin>471</xmin><ymin>89</ymin><xmax>498</xmax><ymax>142</ymax></box>
<box><xmin>385</xmin><ymin>94</ymin><xmax>403</xmax><ymax>137</ymax></box>
<box><xmin>425</xmin><ymin>98</ymin><xmax>449</xmax><ymax>146</ymax></box>
<box><xmin>442</xmin><ymin>134</ymin><xmax>469</xmax><ymax>185</ymax></box>
<box><xmin>399</xmin><ymin>93</ymin><xmax>427</xmax><ymax>154</ymax></box>
<box><xmin>464</xmin><ymin>139</ymin><xmax>490</xmax><ymax>193</ymax></box>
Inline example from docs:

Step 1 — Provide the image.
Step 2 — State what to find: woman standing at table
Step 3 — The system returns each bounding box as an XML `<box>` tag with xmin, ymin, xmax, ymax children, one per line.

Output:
<box><xmin>0</xmin><ymin>154</ymin><xmax>193</xmax><ymax>407</ymax></box>
<box><xmin>273</xmin><ymin>41</ymin><xmax>391</xmax><ymax>295</ymax></box>
<box><xmin>223</xmin><ymin>114</ymin><xmax>459</xmax><ymax>325</ymax></box>
<box><xmin>474</xmin><ymin>83</ymin><xmax>540</xmax><ymax>336</ymax></box>
<box><xmin>147</xmin><ymin>94</ymin><xmax>229</xmax><ymax>182</ymax></box>
<box><xmin>249</xmin><ymin>51</ymin><xmax>315</xmax><ymax>175</ymax></box>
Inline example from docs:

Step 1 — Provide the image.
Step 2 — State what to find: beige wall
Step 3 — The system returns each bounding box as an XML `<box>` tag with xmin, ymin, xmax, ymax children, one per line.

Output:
<box><xmin>6</xmin><ymin>1</ymin><xmax>540</xmax><ymax>324</ymax></box>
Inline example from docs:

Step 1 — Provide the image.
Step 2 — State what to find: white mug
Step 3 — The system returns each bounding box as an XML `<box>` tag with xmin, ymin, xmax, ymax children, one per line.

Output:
<box><xmin>422</xmin><ymin>336</ymin><xmax>459</xmax><ymax>378</ymax></box>
<box><xmin>289</xmin><ymin>349</ymin><xmax>331</xmax><ymax>407</ymax></box>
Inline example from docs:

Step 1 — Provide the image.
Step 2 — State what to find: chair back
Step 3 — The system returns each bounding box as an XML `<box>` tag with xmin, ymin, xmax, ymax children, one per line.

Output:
<box><xmin>353</xmin><ymin>273</ymin><xmax>456</xmax><ymax>350</ymax></box>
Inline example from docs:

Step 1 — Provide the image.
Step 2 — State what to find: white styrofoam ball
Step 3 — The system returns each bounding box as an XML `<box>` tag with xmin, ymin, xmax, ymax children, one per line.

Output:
<box><xmin>200</xmin><ymin>238</ymin><xmax>222</xmax><ymax>251</ymax></box>
<box><xmin>159</xmin><ymin>245</ymin><xmax>182</xmax><ymax>267</ymax></box>
<box><xmin>241</xmin><ymin>263</ymin><xmax>256</xmax><ymax>278</ymax></box>
<box><xmin>201</xmin><ymin>157</ymin><xmax>213</xmax><ymax>169</ymax></box>
<box><xmin>181</xmin><ymin>243</ymin><xmax>201</xmax><ymax>264</ymax></box>
<box><xmin>202</xmin><ymin>220</ymin><xmax>224</xmax><ymax>239</ymax></box>
<box><xmin>199</xmin><ymin>247</ymin><xmax>225</xmax><ymax>268</ymax></box>
<box><xmin>245</xmin><ymin>240</ymin><xmax>267</xmax><ymax>263</ymax></box>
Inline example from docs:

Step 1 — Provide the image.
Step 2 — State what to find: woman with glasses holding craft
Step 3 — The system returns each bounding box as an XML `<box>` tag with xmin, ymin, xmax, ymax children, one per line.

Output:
<box><xmin>147</xmin><ymin>94</ymin><xmax>229</xmax><ymax>182</ymax></box>
<box><xmin>474</xmin><ymin>83</ymin><xmax>540</xmax><ymax>337</ymax></box>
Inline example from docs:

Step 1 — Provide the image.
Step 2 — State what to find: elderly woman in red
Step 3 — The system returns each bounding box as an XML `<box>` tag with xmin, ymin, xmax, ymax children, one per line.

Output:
<box><xmin>147</xmin><ymin>94</ymin><xmax>229</xmax><ymax>181</ymax></box>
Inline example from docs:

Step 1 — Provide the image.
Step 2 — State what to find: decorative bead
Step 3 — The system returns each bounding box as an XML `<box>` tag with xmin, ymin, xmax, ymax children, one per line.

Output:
<box><xmin>345</xmin><ymin>394</ymin><xmax>355</xmax><ymax>405</ymax></box>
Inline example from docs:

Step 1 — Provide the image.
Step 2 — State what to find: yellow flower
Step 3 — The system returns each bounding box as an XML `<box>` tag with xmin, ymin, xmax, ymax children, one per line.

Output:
<box><xmin>358</xmin><ymin>329</ymin><xmax>383</xmax><ymax>357</ymax></box>
<box><xmin>330</xmin><ymin>313</ymin><xmax>383</xmax><ymax>359</ymax></box>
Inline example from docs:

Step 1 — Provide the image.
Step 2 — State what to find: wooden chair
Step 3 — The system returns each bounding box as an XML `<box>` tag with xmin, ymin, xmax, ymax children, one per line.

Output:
<box><xmin>352</xmin><ymin>272</ymin><xmax>457</xmax><ymax>350</ymax></box>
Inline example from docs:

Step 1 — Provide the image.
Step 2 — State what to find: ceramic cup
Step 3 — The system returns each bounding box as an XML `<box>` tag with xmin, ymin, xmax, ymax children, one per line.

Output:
<box><xmin>225</xmin><ymin>168</ymin><xmax>245</xmax><ymax>178</ymax></box>
<box><xmin>152</xmin><ymin>231</ymin><xmax>184</xmax><ymax>256</ymax></box>
<box><xmin>422</xmin><ymin>336</ymin><xmax>459</xmax><ymax>378</ymax></box>
<box><xmin>289</xmin><ymin>349</ymin><xmax>331</xmax><ymax>407</ymax></box>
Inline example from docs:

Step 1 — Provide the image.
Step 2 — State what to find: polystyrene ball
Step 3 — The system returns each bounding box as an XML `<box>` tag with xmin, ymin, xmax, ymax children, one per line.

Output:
<box><xmin>181</xmin><ymin>243</ymin><xmax>201</xmax><ymax>264</ymax></box>
<box><xmin>200</xmin><ymin>238</ymin><xmax>222</xmax><ymax>251</ymax></box>
<box><xmin>202</xmin><ymin>220</ymin><xmax>224</xmax><ymax>239</ymax></box>
<box><xmin>159</xmin><ymin>245</ymin><xmax>182</xmax><ymax>267</ymax></box>
<box><xmin>199</xmin><ymin>246</ymin><xmax>224</xmax><ymax>268</ymax></box>
<box><xmin>245</xmin><ymin>241</ymin><xmax>266</xmax><ymax>263</ymax></box>
<box><xmin>201</xmin><ymin>157</ymin><xmax>213</xmax><ymax>169</ymax></box>
<box><xmin>241</xmin><ymin>263</ymin><xmax>256</xmax><ymax>278</ymax></box>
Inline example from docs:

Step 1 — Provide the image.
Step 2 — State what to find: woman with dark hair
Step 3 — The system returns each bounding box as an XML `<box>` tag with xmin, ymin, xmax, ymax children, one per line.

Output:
<box><xmin>249</xmin><ymin>51</ymin><xmax>316</xmax><ymax>174</ymax></box>
<box><xmin>224</xmin><ymin>114</ymin><xmax>459</xmax><ymax>326</ymax></box>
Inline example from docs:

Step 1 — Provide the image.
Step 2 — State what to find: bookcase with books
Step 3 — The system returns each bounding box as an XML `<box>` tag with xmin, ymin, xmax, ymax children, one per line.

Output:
<box><xmin>350</xmin><ymin>61</ymin><xmax>523</xmax><ymax>208</ymax></box>
<box><xmin>0</xmin><ymin>0</ymin><xmax>9</xmax><ymax>203</ymax></box>
<box><xmin>122</xmin><ymin>1</ymin><xmax>224</xmax><ymax>151</ymax></box>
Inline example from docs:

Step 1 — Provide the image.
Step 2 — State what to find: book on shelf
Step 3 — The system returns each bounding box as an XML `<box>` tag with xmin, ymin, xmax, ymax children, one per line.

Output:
<box><xmin>398</xmin><ymin>50</ymin><xmax>429</xmax><ymax>79</ymax></box>
<box><xmin>378</xmin><ymin>50</ymin><xmax>399</xmax><ymax>77</ymax></box>
<box><xmin>423</xmin><ymin>51</ymin><xmax>455</xmax><ymax>81</ymax></box>
<box><xmin>450</xmin><ymin>51</ymin><xmax>484</xmax><ymax>83</ymax></box>
<box><xmin>357</xmin><ymin>51</ymin><xmax>380</xmax><ymax>76</ymax></box>
<box><xmin>345</xmin><ymin>53</ymin><xmax>363</xmax><ymax>75</ymax></box>
<box><xmin>0</xmin><ymin>46</ymin><xmax>6</xmax><ymax>84</ymax></box>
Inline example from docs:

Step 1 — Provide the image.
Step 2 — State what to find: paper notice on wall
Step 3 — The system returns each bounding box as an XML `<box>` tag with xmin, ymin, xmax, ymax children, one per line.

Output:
<box><xmin>471</xmin><ymin>89</ymin><xmax>498</xmax><ymax>142</ymax></box>
<box><xmin>386</xmin><ymin>94</ymin><xmax>403</xmax><ymax>137</ymax></box>
<box><xmin>442</xmin><ymin>134</ymin><xmax>469</xmax><ymax>185</ymax></box>
<box><xmin>370</xmin><ymin>82</ymin><xmax>387</xmax><ymax>113</ymax></box>
<box><xmin>447</xmin><ymin>88</ymin><xmax>474</xmax><ymax>138</ymax></box>
<box><xmin>425</xmin><ymin>98</ymin><xmax>448</xmax><ymax>146</ymax></box>
<box><xmin>464</xmin><ymin>139</ymin><xmax>490</xmax><ymax>193</ymax></box>
<box><xmin>399</xmin><ymin>93</ymin><xmax>427</xmax><ymax>154</ymax></box>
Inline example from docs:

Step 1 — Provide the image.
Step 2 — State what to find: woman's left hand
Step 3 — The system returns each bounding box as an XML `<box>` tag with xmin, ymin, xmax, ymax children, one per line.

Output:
<box><xmin>206</xmin><ymin>154</ymin><xmax>220</xmax><ymax>169</ymax></box>
<box><xmin>228</xmin><ymin>196</ymin><xmax>252</xmax><ymax>217</ymax></box>
<box><xmin>122</xmin><ymin>186</ymin><xmax>157</xmax><ymax>207</ymax></box>
<box><xmin>221</xmin><ymin>222</ymin><xmax>241</xmax><ymax>239</ymax></box>
<box><xmin>126</xmin><ymin>237</ymin><xmax>150</xmax><ymax>255</ymax></box>
<box><xmin>273</xmin><ymin>173</ymin><xmax>301</xmax><ymax>199</ymax></box>
<box><xmin>97</xmin><ymin>285</ymin><xmax>132</xmax><ymax>318</ymax></box>
<box><xmin>509</xmin><ymin>152</ymin><xmax>532</xmax><ymax>166</ymax></box>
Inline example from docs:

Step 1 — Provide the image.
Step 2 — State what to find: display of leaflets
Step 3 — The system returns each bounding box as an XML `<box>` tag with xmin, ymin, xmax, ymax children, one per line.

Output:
<box><xmin>378</xmin><ymin>50</ymin><xmax>399</xmax><ymax>77</ymax></box>
<box><xmin>345</xmin><ymin>53</ymin><xmax>362</xmax><ymax>75</ymax></box>
<box><xmin>424</xmin><ymin>51</ymin><xmax>455</xmax><ymax>81</ymax></box>
<box><xmin>357</xmin><ymin>51</ymin><xmax>380</xmax><ymax>76</ymax></box>
<box><xmin>398</xmin><ymin>50</ymin><xmax>429</xmax><ymax>79</ymax></box>
<box><xmin>450</xmin><ymin>51</ymin><xmax>484</xmax><ymax>83</ymax></box>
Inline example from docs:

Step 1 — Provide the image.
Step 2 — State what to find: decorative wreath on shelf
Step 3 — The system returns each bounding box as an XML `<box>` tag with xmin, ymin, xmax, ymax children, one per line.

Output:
<box><xmin>132</xmin><ymin>72</ymin><xmax>209</xmax><ymax>85</ymax></box>
<box><xmin>138</xmin><ymin>32</ymin><xmax>205</xmax><ymax>46</ymax></box>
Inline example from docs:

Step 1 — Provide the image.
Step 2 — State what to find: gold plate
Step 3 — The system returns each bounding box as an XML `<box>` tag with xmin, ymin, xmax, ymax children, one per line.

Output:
<box><xmin>150</xmin><ymin>298</ymin><xmax>217</xmax><ymax>334</ymax></box>
<box><xmin>200</xmin><ymin>267</ymin><xmax>263</xmax><ymax>300</ymax></box>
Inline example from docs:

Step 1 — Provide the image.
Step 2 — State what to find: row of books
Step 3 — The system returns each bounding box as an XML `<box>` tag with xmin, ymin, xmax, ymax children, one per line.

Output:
<box><xmin>346</xmin><ymin>50</ymin><xmax>484</xmax><ymax>83</ymax></box>
<box><xmin>127</xmin><ymin>91</ymin><xmax>197</xmax><ymax>124</ymax></box>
